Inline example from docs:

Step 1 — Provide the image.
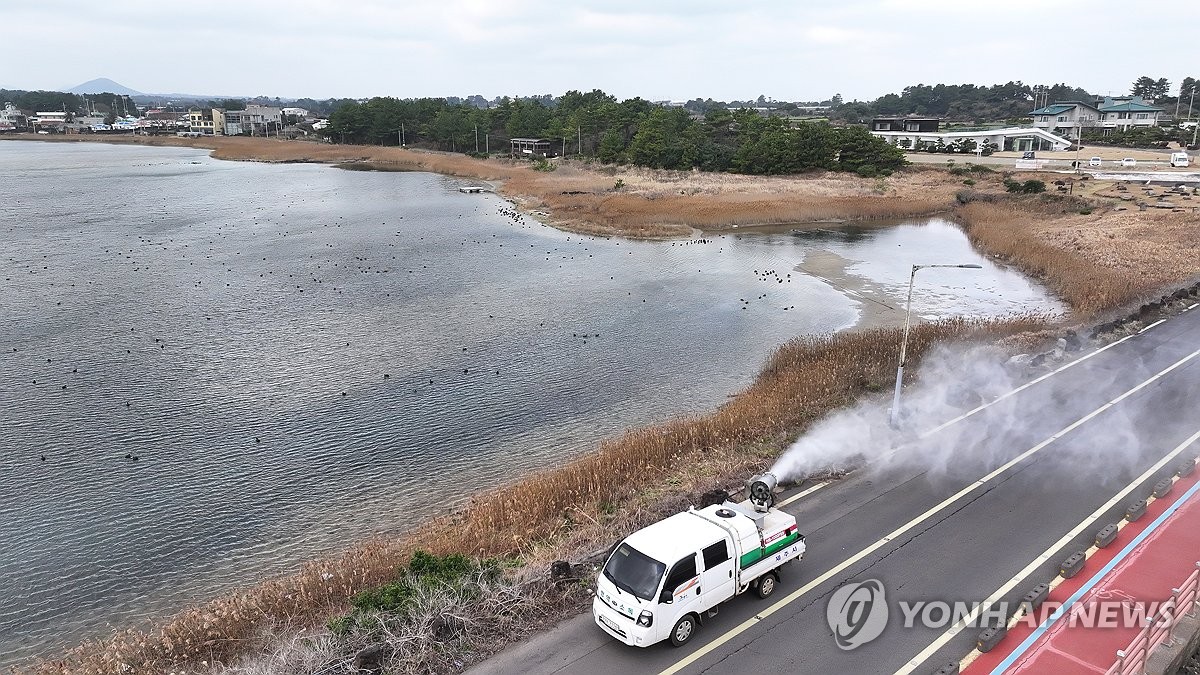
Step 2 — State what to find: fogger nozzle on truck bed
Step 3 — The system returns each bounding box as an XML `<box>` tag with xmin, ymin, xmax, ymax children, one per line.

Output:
<box><xmin>746</xmin><ymin>472</ymin><xmax>778</xmax><ymax>512</ymax></box>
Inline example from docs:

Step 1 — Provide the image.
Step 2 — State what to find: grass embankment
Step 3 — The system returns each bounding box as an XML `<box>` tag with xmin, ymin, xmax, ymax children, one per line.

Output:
<box><xmin>32</xmin><ymin>316</ymin><xmax>1047</xmax><ymax>675</ymax></box>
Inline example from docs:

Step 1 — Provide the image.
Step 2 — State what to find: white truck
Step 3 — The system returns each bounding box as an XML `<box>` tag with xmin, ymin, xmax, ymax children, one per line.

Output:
<box><xmin>592</xmin><ymin>473</ymin><xmax>805</xmax><ymax>647</ymax></box>
<box><xmin>1169</xmin><ymin>152</ymin><xmax>1190</xmax><ymax>168</ymax></box>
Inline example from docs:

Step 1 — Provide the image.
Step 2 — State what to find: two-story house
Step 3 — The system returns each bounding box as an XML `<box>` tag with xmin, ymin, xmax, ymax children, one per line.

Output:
<box><xmin>0</xmin><ymin>102</ymin><xmax>26</xmax><ymax>131</ymax></box>
<box><xmin>1096</xmin><ymin>96</ymin><xmax>1163</xmax><ymax>133</ymax></box>
<box><xmin>224</xmin><ymin>106</ymin><xmax>282</xmax><ymax>136</ymax></box>
<box><xmin>870</xmin><ymin>117</ymin><xmax>940</xmax><ymax>133</ymax></box>
<box><xmin>1028</xmin><ymin>101</ymin><xmax>1101</xmax><ymax>139</ymax></box>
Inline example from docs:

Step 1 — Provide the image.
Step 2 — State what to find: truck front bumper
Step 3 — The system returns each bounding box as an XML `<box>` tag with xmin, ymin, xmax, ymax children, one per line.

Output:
<box><xmin>592</xmin><ymin>597</ymin><xmax>655</xmax><ymax>647</ymax></box>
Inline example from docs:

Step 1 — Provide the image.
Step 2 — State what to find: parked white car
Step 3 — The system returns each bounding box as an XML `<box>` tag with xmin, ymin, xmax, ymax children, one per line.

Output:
<box><xmin>1088</xmin><ymin>157</ymin><xmax>1102</xmax><ymax>167</ymax></box>
<box><xmin>1120</xmin><ymin>158</ymin><xmax>1137</xmax><ymax>167</ymax></box>
<box><xmin>1170</xmin><ymin>152</ymin><xmax>1190</xmax><ymax>168</ymax></box>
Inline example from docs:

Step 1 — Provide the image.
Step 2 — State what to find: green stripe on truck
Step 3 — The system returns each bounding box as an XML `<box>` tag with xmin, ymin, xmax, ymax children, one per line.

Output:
<box><xmin>738</xmin><ymin>532</ymin><xmax>800</xmax><ymax>568</ymax></box>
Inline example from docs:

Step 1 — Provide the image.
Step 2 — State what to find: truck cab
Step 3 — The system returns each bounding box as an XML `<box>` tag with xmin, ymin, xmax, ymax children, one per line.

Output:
<box><xmin>593</xmin><ymin>492</ymin><xmax>804</xmax><ymax>648</ymax></box>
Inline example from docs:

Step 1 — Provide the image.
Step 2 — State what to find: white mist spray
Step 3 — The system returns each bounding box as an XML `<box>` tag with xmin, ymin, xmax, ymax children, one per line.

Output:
<box><xmin>768</xmin><ymin>341</ymin><xmax>1168</xmax><ymax>485</ymax></box>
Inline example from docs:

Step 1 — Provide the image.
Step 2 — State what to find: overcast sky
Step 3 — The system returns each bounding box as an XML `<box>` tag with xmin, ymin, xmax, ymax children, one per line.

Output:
<box><xmin>4</xmin><ymin>0</ymin><xmax>1194</xmax><ymax>101</ymax></box>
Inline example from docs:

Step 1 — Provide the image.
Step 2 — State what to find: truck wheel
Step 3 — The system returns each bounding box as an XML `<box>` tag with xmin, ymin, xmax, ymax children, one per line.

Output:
<box><xmin>756</xmin><ymin>573</ymin><xmax>778</xmax><ymax>599</ymax></box>
<box><xmin>670</xmin><ymin>614</ymin><xmax>698</xmax><ymax>647</ymax></box>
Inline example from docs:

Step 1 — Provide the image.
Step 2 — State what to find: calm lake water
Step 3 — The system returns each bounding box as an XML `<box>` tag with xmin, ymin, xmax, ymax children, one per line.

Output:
<box><xmin>0</xmin><ymin>141</ymin><xmax>1059</xmax><ymax>664</ymax></box>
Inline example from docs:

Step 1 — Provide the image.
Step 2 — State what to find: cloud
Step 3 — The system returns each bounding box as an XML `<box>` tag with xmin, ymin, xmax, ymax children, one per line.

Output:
<box><xmin>0</xmin><ymin>0</ymin><xmax>1194</xmax><ymax>101</ymax></box>
<box><xmin>801</xmin><ymin>25</ymin><xmax>875</xmax><ymax>45</ymax></box>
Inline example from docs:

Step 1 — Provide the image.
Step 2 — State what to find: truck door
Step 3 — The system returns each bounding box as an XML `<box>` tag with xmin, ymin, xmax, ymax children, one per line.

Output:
<box><xmin>661</xmin><ymin>553</ymin><xmax>701</xmax><ymax>622</ymax></box>
<box><xmin>699</xmin><ymin>538</ymin><xmax>735</xmax><ymax>611</ymax></box>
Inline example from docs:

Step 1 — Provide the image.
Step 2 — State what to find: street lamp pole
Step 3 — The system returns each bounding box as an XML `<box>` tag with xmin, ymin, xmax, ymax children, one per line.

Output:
<box><xmin>889</xmin><ymin>263</ymin><xmax>983</xmax><ymax>428</ymax></box>
<box><xmin>1074</xmin><ymin>117</ymin><xmax>1084</xmax><ymax>172</ymax></box>
<box><xmin>1191</xmin><ymin>86</ymin><xmax>1198</xmax><ymax>148</ymax></box>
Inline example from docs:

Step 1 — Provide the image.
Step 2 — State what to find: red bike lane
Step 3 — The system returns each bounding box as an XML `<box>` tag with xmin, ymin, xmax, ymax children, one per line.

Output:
<box><xmin>966</xmin><ymin>465</ymin><xmax>1200</xmax><ymax>675</ymax></box>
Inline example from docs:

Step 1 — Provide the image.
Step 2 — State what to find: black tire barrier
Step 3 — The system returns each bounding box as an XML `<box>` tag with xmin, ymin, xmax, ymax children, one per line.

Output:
<box><xmin>1095</xmin><ymin>523</ymin><xmax>1119</xmax><ymax>548</ymax></box>
<box><xmin>932</xmin><ymin>662</ymin><xmax>960</xmax><ymax>675</ymax></box>
<box><xmin>977</xmin><ymin>624</ymin><xmax>1008</xmax><ymax>653</ymax></box>
<box><xmin>1126</xmin><ymin>499</ymin><xmax>1147</xmax><ymax>521</ymax></box>
<box><xmin>1154</xmin><ymin>478</ymin><xmax>1174</xmax><ymax>498</ymax></box>
<box><xmin>1177</xmin><ymin>459</ymin><xmax>1196</xmax><ymax>478</ymax></box>
<box><xmin>1095</xmin><ymin>320</ymin><xmax>1122</xmax><ymax>339</ymax></box>
<box><xmin>1021</xmin><ymin>582</ymin><xmax>1051</xmax><ymax>611</ymax></box>
<box><xmin>550</xmin><ymin>560</ymin><xmax>574</xmax><ymax>580</ymax></box>
<box><xmin>1060</xmin><ymin>551</ymin><xmax>1087</xmax><ymax>579</ymax></box>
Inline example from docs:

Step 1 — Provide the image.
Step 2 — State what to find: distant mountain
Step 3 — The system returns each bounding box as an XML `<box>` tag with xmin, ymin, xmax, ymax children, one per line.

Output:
<box><xmin>66</xmin><ymin>78</ymin><xmax>143</xmax><ymax>96</ymax></box>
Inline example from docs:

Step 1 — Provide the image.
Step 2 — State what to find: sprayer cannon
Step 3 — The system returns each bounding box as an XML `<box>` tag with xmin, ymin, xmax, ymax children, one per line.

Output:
<box><xmin>746</xmin><ymin>472</ymin><xmax>778</xmax><ymax>512</ymax></box>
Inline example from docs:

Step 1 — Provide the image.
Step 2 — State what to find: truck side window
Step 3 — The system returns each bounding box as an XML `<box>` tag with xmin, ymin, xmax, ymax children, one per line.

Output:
<box><xmin>702</xmin><ymin>541</ymin><xmax>729</xmax><ymax>569</ymax></box>
<box><xmin>664</xmin><ymin>555</ymin><xmax>698</xmax><ymax>590</ymax></box>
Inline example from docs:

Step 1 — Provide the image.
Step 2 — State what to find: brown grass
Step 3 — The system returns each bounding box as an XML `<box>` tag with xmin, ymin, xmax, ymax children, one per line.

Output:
<box><xmin>29</xmin><ymin>315</ymin><xmax>1048</xmax><ymax>675</ymax></box>
<box><xmin>5</xmin><ymin>135</ymin><xmax>958</xmax><ymax>239</ymax></box>
<box><xmin>956</xmin><ymin>195</ymin><xmax>1200</xmax><ymax>315</ymax></box>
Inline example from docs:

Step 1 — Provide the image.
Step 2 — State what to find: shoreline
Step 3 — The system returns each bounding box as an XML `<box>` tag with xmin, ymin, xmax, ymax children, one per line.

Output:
<box><xmin>14</xmin><ymin>134</ymin><xmax>1200</xmax><ymax>673</ymax></box>
<box><xmin>1</xmin><ymin>134</ymin><xmax>960</xmax><ymax>240</ymax></box>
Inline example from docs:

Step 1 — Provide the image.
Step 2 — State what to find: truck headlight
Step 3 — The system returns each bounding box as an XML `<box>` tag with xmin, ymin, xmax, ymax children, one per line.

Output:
<box><xmin>637</xmin><ymin>610</ymin><xmax>653</xmax><ymax>627</ymax></box>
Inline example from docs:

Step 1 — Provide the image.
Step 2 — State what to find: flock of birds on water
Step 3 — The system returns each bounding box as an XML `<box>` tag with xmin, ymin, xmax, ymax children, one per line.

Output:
<box><xmin>5</xmin><ymin>174</ymin><xmax>823</xmax><ymax>467</ymax></box>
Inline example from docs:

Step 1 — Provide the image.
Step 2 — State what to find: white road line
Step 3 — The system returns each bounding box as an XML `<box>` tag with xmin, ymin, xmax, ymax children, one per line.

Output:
<box><xmin>658</xmin><ymin>347</ymin><xmax>1200</xmax><ymax>675</ymax></box>
<box><xmin>1187</xmin><ymin>303</ymin><xmax>1198</xmax><ymax>311</ymax></box>
<box><xmin>777</xmin><ymin>481</ymin><xmax>831</xmax><ymax>507</ymax></box>
<box><xmin>892</xmin><ymin>427</ymin><xmax>1200</xmax><ymax>675</ymax></box>
<box><xmin>990</xmin><ymin>478</ymin><xmax>1200</xmax><ymax>674</ymax></box>
<box><xmin>1139</xmin><ymin>318</ymin><xmax>1166</xmax><ymax>333</ymax></box>
<box><xmin>918</xmin><ymin>331</ymin><xmax>1144</xmax><ymax>440</ymax></box>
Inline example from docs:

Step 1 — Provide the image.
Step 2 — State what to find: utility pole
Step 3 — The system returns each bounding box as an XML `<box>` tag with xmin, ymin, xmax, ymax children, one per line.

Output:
<box><xmin>485</xmin><ymin>133</ymin><xmax>489</xmax><ymax>155</ymax></box>
<box><xmin>475</xmin><ymin>124</ymin><xmax>479</xmax><ymax>153</ymax></box>
<box><xmin>577</xmin><ymin>125</ymin><xmax>582</xmax><ymax>156</ymax></box>
<box><xmin>562</xmin><ymin>137</ymin><xmax>566</xmax><ymax>157</ymax></box>
<box><xmin>1074</xmin><ymin>115</ymin><xmax>1083</xmax><ymax>172</ymax></box>
<box><xmin>1190</xmin><ymin>86</ymin><xmax>1198</xmax><ymax>149</ymax></box>
<box><xmin>397</xmin><ymin>129</ymin><xmax>402</xmax><ymax>147</ymax></box>
<box><xmin>402</xmin><ymin>123</ymin><xmax>406</xmax><ymax>147</ymax></box>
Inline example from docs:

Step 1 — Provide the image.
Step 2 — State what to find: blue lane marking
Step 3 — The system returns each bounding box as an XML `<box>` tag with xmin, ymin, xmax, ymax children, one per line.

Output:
<box><xmin>989</xmin><ymin>477</ymin><xmax>1200</xmax><ymax>674</ymax></box>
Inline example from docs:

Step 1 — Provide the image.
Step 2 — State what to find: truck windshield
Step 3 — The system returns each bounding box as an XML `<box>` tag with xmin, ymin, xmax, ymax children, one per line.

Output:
<box><xmin>603</xmin><ymin>543</ymin><xmax>665</xmax><ymax>601</ymax></box>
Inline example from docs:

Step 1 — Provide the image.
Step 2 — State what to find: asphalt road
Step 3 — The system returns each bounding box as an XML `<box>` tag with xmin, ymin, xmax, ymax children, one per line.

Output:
<box><xmin>469</xmin><ymin>304</ymin><xmax>1200</xmax><ymax>675</ymax></box>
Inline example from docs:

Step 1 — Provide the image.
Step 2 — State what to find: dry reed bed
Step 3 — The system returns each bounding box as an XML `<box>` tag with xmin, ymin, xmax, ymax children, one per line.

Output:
<box><xmin>531</xmin><ymin>192</ymin><xmax>950</xmax><ymax>235</ymax></box>
<box><xmin>31</xmin><ymin>316</ymin><xmax>1048</xmax><ymax>675</ymax></box>
<box><xmin>956</xmin><ymin>199</ymin><xmax>1200</xmax><ymax>315</ymax></box>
